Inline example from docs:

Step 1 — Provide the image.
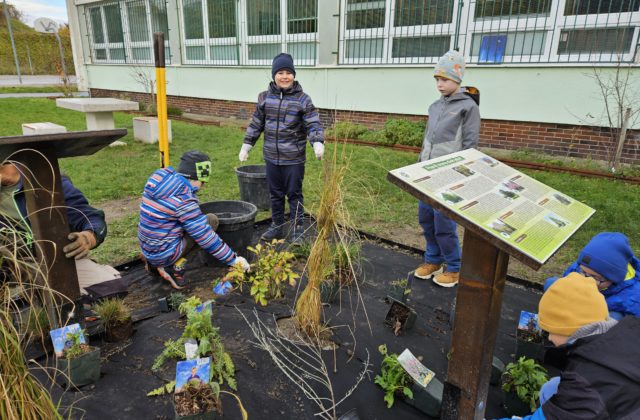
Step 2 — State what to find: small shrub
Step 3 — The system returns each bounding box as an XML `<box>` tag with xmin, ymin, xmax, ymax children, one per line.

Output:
<box><xmin>360</xmin><ymin>129</ymin><xmax>393</xmax><ymax>145</ymax></box>
<box><xmin>502</xmin><ymin>357</ymin><xmax>549</xmax><ymax>412</ymax></box>
<box><xmin>327</xmin><ymin>121</ymin><xmax>369</xmax><ymax>140</ymax></box>
<box><xmin>374</xmin><ymin>344</ymin><xmax>413</xmax><ymax>408</ymax></box>
<box><xmin>168</xmin><ymin>292</ymin><xmax>187</xmax><ymax>310</ymax></box>
<box><xmin>63</xmin><ymin>329</ymin><xmax>91</xmax><ymax>360</ymax></box>
<box><xmin>92</xmin><ymin>298</ymin><xmax>131</xmax><ymax>329</ymax></box>
<box><xmin>382</xmin><ymin>119</ymin><xmax>425</xmax><ymax>147</ymax></box>
<box><xmin>167</xmin><ymin>105</ymin><xmax>183</xmax><ymax>116</ymax></box>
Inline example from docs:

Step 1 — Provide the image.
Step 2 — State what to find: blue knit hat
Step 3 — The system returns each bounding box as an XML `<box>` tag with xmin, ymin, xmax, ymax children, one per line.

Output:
<box><xmin>434</xmin><ymin>50</ymin><xmax>465</xmax><ymax>84</ymax></box>
<box><xmin>272</xmin><ymin>53</ymin><xmax>296</xmax><ymax>79</ymax></box>
<box><xmin>578</xmin><ymin>232</ymin><xmax>634</xmax><ymax>283</ymax></box>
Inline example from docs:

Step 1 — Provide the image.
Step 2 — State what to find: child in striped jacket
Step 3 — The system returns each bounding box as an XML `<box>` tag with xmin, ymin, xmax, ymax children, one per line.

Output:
<box><xmin>138</xmin><ymin>150</ymin><xmax>249</xmax><ymax>289</ymax></box>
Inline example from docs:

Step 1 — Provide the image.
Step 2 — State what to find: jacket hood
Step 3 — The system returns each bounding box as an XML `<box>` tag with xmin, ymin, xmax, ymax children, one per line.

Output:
<box><xmin>268</xmin><ymin>80</ymin><xmax>303</xmax><ymax>95</ymax></box>
<box><xmin>143</xmin><ymin>167</ymin><xmax>194</xmax><ymax>200</ymax></box>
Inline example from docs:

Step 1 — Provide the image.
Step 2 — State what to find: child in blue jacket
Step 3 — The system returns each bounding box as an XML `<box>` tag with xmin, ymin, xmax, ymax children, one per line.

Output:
<box><xmin>544</xmin><ymin>232</ymin><xmax>640</xmax><ymax>319</ymax></box>
<box><xmin>239</xmin><ymin>53</ymin><xmax>324</xmax><ymax>243</ymax></box>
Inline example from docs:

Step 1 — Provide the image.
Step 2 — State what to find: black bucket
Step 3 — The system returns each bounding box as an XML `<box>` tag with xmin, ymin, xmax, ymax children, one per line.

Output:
<box><xmin>235</xmin><ymin>165</ymin><xmax>270</xmax><ymax>211</ymax></box>
<box><xmin>199</xmin><ymin>200</ymin><xmax>258</xmax><ymax>266</ymax></box>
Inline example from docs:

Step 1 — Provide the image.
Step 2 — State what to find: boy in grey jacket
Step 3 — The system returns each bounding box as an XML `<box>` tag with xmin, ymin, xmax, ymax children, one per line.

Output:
<box><xmin>415</xmin><ymin>50</ymin><xmax>480</xmax><ymax>287</ymax></box>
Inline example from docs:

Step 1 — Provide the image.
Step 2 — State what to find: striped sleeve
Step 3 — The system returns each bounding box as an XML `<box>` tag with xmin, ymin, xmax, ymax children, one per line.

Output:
<box><xmin>175</xmin><ymin>198</ymin><xmax>236</xmax><ymax>265</ymax></box>
<box><xmin>301</xmin><ymin>94</ymin><xmax>323</xmax><ymax>143</ymax></box>
<box><xmin>244</xmin><ymin>91</ymin><xmax>267</xmax><ymax>146</ymax></box>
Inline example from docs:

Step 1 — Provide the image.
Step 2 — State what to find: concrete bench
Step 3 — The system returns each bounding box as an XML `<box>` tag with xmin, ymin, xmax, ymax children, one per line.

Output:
<box><xmin>56</xmin><ymin>98</ymin><xmax>138</xmax><ymax>130</ymax></box>
<box><xmin>133</xmin><ymin>117</ymin><xmax>172</xmax><ymax>144</ymax></box>
<box><xmin>22</xmin><ymin>122</ymin><xmax>67</xmax><ymax>135</ymax></box>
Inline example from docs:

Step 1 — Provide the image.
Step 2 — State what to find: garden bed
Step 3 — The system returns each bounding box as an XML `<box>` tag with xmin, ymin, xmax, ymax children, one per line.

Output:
<box><xmin>31</xmin><ymin>221</ymin><xmax>542</xmax><ymax>419</ymax></box>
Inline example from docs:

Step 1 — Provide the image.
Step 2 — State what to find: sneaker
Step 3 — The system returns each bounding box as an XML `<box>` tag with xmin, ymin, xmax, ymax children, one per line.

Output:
<box><xmin>433</xmin><ymin>271</ymin><xmax>459</xmax><ymax>288</ymax></box>
<box><xmin>290</xmin><ymin>225</ymin><xmax>305</xmax><ymax>244</ymax></box>
<box><xmin>157</xmin><ymin>262</ymin><xmax>187</xmax><ymax>290</ymax></box>
<box><xmin>261</xmin><ymin>223</ymin><xmax>284</xmax><ymax>241</ymax></box>
<box><xmin>414</xmin><ymin>263</ymin><xmax>443</xmax><ymax>280</ymax></box>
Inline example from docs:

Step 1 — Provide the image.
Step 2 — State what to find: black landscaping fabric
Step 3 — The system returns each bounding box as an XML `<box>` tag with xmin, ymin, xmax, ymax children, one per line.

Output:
<box><xmin>32</xmin><ymin>221</ymin><xmax>543</xmax><ymax>420</ymax></box>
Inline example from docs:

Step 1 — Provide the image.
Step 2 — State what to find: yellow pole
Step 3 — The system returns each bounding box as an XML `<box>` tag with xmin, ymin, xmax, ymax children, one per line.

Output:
<box><xmin>154</xmin><ymin>33</ymin><xmax>169</xmax><ymax>168</ymax></box>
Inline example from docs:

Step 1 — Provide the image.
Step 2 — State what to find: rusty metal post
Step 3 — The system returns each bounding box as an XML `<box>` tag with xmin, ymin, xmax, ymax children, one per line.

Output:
<box><xmin>441</xmin><ymin>229</ymin><xmax>509</xmax><ymax>419</ymax></box>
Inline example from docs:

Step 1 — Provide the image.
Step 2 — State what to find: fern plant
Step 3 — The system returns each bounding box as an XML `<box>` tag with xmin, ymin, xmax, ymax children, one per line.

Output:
<box><xmin>374</xmin><ymin>344</ymin><xmax>414</xmax><ymax>408</ymax></box>
<box><xmin>502</xmin><ymin>357</ymin><xmax>549</xmax><ymax>412</ymax></box>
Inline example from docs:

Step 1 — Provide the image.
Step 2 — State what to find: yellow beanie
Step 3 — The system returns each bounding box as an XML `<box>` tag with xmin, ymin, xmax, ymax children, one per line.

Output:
<box><xmin>538</xmin><ymin>272</ymin><xmax>608</xmax><ymax>336</ymax></box>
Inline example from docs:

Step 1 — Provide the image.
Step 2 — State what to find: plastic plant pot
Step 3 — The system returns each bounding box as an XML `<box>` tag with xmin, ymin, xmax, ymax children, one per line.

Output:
<box><xmin>402</xmin><ymin>376</ymin><xmax>444</xmax><ymax>418</ymax></box>
<box><xmin>57</xmin><ymin>346</ymin><xmax>101</xmax><ymax>389</ymax></box>
<box><xmin>158</xmin><ymin>297</ymin><xmax>170</xmax><ymax>312</ymax></box>
<box><xmin>384</xmin><ymin>297</ymin><xmax>417</xmax><ymax>332</ymax></box>
<box><xmin>105</xmin><ymin>317</ymin><xmax>133</xmax><ymax>342</ymax></box>
<box><xmin>490</xmin><ymin>356</ymin><xmax>505</xmax><ymax>386</ymax></box>
<box><xmin>502</xmin><ymin>389</ymin><xmax>534</xmax><ymax>417</ymax></box>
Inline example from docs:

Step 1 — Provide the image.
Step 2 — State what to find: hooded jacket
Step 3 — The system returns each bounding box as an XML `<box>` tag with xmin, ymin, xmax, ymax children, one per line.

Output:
<box><xmin>508</xmin><ymin>316</ymin><xmax>640</xmax><ymax>420</ymax></box>
<box><xmin>138</xmin><ymin>167</ymin><xmax>236</xmax><ymax>268</ymax></box>
<box><xmin>0</xmin><ymin>175</ymin><xmax>106</xmax><ymax>246</ymax></box>
<box><xmin>243</xmin><ymin>81</ymin><xmax>324</xmax><ymax>165</ymax></box>
<box><xmin>544</xmin><ymin>233</ymin><xmax>640</xmax><ymax>318</ymax></box>
<box><xmin>419</xmin><ymin>90</ymin><xmax>480</xmax><ymax>161</ymax></box>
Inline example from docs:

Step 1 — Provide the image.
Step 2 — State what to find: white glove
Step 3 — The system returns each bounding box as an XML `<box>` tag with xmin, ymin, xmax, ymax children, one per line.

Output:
<box><xmin>239</xmin><ymin>144</ymin><xmax>253</xmax><ymax>162</ymax></box>
<box><xmin>313</xmin><ymin>142</ymin><xmax>324</xmax><ymax>160</ymax></box>
<box><xmin>233</xmin><ymin>256</ymin><xmax>250</xmax><ymax>272</ymax></box>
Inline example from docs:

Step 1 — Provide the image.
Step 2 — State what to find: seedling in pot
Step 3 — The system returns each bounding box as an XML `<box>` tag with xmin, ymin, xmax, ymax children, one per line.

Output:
<box><xmin>386</xmin><ymin>272</ymin><xmax>413</xmax><ymax>303</ymax></box>
<box><xmin>374</xmin><ymin>344</ymin><xmax>413</xmax><ymax>408</ymax></box>
<box><xmin>501</xmin><ymin>356</ymin><xmax>548</xmax><ymax>416</ymax></box>
<box><xmin>51</xmin><ymin>324</ymin><xmax>101</xmax><ymax>388</ymax></box>
<box><xmin>92</xmin><ymin>298</ymin><xmax>133</xmax><ymax>342</ymax></box>
<box><xmin>384</xmin><ymin>298</ymin><xmax>417</xmax><ymax>335</ymax></box>
<box><xmin>174</xmin><ymin>358</ymin><xmax>222</xmax><ymax>419</ymax></box>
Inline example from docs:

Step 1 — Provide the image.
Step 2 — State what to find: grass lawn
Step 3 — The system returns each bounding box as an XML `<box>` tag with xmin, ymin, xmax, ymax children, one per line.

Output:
<box><xmin>1</xmin><ymin>97</ymin><xmax>638</xmax><ymax>283</ymax></box>
<box><xmin>0</xmin><ymin>86</ymin><xmax>78</xmax><ymax>94</ymax></box>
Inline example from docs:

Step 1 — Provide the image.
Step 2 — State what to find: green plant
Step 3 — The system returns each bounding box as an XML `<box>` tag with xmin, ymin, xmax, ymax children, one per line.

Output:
<box><xmin>502</xmin><ymin>357</ymin><xmax>549</xmax><ymax>412</ymax></box>
<box><xmin>374</xmin><ymin>344</ymin><xmax>413</xmax><ymax>408</ymax></box>
<box><xmin>228</xmin><ymin>240</ymin><xmax>298</xmax><ymax>306</ymax></box>
<box><xmin>390</xmin><ymin>278</ymin><xmax>411</xmax><ymax>296</ymax></box>
<box><xmin>331</xmin><ymin>240</ymin><xmax>362</xmax><ymax>284</ymax></box>
<box><xmin>360</xmin><ymin>129</ymin><xmax>392</xmax><ymax>145</ymax></box>
<box><xmin>326</xmin><ymin>121</ymin><xmax>369</xmax><ymax>140</ymax></box>
<box><xmin>92</xmin><ymin>298</ymin><xmax>131</xmax><ymax>329</ymax></box>
<box><xmin>168</xmin><ymin>292</ymin><xmax>187</xmax><ymax>310</ymax></box>
<box><xmin>382</xmin><ymin>119</ymin><xmax>425</xmax><ymax>147</ymax></box>
<box><xmin>178</xmin><ymin>296</ymin><xmax>202</xmax><ymax>315</ymax></box>
<box><xmin>22</xmin><ymin>306</ymin><xmax>50</xmax><ymax>338</ymax></box>
<box><xmin>63</xmin><ymin>329</ymin><xmax>91</xmax><ymax>360</ymax></box>
<box><xmin>167</xmin><ymin>105</ymin><xmax>183</xmax><ymax>116</ymax></box>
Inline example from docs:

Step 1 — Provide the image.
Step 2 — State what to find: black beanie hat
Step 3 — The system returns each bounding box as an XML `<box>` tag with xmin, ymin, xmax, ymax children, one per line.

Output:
<box><xmin>178</xmin><ymin>150</ymin><xmax>211</xmax><ymax>182</ymax></box>
<box><xmin>272</xmin><ymin>53</ymin><xmax>296</xmax><ymax>79</ymax></box>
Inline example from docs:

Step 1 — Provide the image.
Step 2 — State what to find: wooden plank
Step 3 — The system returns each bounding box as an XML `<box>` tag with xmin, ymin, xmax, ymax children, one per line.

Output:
<box><xmin>441</xmin><ymin>229</ymin><xmax>509</xmax><ymax>419</ymax></box>
<box><xmin>0</xmin><ymin>129</ymin><xmax>127</xmax><ymax>162</ymax></box>
<box><xmin>14</xmin><ymin>145</ymin><xmax>80</xmax><ymax>302</ymax></box>
<box><xmin>386</xmin><ymin>171</ymin><xmax>542</xmax><ymax>270</ymax></box>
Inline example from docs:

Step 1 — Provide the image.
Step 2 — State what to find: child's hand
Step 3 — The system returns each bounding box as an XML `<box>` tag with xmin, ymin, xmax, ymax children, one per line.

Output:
<box><xmin>239</xmin><ymin>144</ymin><xmax>252</xmax><ymax>162</ymax></box>
<box><xmin>313</xmin><ymin>142</ymin><xmax>324</xmax><ymax>160</ymax></box>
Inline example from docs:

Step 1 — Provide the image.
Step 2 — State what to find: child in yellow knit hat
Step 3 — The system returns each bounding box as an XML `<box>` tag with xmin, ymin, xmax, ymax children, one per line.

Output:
<box><xmin>496</xmin><ymin>273</ymin><xmax>640</xmax><ymax>419</ymax></box>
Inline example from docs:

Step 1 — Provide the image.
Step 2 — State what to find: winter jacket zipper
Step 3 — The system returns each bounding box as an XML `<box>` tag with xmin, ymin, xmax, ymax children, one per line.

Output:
<box><xmin>275</xmin><ymin>91</ymin><xmax>284</xmax><ymax>165</ymax></box>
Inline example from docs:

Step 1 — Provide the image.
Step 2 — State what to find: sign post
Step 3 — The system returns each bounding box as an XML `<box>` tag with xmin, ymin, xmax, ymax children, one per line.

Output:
<box><xmin>387</xmin><ymin>148</ymin><xmax>594</xmax><ymax>419</ymax></box>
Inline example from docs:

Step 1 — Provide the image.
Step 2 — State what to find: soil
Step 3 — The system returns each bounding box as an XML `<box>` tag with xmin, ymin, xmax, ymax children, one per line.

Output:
<box><xmin>106</xmin><ymin>318</ymin><xmax>134</xmax><ymax>342</ymax></box>
<box><xmin>385</xmin><ymin>301</ymin><xmax>410</xmax><ymax>336</ymax></box>
<box><xmin>174</xmin><ymin>383</ymin><xmax>222</xmax><ymax>417</ymax></box>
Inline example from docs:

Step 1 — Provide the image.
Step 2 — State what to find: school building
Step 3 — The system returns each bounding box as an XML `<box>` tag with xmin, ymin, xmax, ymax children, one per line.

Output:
<box><xmin>66</xmin><ymin>0</ymin><xmax>640</xmax><ymax>164</ymax></box>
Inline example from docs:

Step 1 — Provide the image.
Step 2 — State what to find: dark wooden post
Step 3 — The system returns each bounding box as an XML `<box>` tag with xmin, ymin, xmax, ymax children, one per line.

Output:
<box><xmin>441</xmin><ymin>229</ymin><xmax>509</xmax><ymax>419</ymax></box>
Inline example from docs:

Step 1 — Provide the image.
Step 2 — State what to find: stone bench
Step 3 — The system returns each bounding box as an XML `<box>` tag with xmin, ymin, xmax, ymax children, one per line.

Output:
<box><xmin>133</xmin><ymin>117</ymin><xmax>172</xmax><ymax>144</ymax></box>
<box><xmin>22</xmin><ymin>122</ymin><xmax>67</xmax><ymax>135</ymax></box>
<box><xmin>56</xmin><ymin>98</ymin><xmax>138</xmax><ymax>130</ymax></box>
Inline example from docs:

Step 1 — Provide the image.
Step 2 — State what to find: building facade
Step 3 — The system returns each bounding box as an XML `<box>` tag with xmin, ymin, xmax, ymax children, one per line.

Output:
<box><xmin>67</xmin><ymin>0</ymin><xmax>640</xmax><ymax>163</ymax></box>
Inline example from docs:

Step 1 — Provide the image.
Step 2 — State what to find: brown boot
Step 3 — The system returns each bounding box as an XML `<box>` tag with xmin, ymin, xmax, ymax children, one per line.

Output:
<box><xmin>433</xmin><ymin>271</ymin><xmax>459</xmax><ymax>288</ymax></box>
<box><xmin>415</xmin><ymin>263</ymin><xmax>443</xmax><ymax>279</ymax></box>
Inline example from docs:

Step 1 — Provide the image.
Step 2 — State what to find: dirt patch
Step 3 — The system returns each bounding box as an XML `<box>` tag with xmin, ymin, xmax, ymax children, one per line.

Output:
<box><xmin>97</xmin><ymin>196</ymin><xmax>141</xmax><ymax>223</ymax></box>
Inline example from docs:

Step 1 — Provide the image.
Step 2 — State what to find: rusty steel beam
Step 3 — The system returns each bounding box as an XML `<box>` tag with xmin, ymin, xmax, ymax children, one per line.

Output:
<box><xmin>441</xmin><ymin>229</ymin><xmax>509</xmax><ymax>419</ymax></box>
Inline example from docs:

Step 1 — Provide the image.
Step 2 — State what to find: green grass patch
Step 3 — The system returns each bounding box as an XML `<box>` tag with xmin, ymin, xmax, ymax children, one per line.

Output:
<box><xmin>0</xmin><ymin>86</ymin><xmax>78</xmax><ymax>94</ymax></box>
<box><xmin>1</xmin><ymin>98</ymin><xmax>638</xmax><ymax>283</ymax></box>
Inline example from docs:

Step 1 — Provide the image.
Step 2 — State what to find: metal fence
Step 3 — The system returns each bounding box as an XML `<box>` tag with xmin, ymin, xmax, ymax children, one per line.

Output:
<box><xmin>85</xmin><ymin>0</ymin><xmax>170</xmax><ymax>64</ymax></box>
<box><xmin>339</xmin><ymin>0</ymin><xmax>640</xmax><ymax>64</ymax></box>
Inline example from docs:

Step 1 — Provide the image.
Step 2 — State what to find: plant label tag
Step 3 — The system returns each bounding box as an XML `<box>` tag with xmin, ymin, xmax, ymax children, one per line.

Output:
<box><xmin>517</xmin><ymin>311</ymin><xmax>541</xmax><ymax>333</ymax></box>
<box><xmin>184</xmin><ymin>339</ymin><xmax>198</xmax><ymax>360</ymax></box>
<box><xmin>397</xmin><ymin>348</ymin><xmax>435</xmax><ymax>388</ymax></box>
<box><xmin>50</xmin><ymin>323</ymin><xmax>85</xmax><ymax>358</ymax></box>
<box><xmin>175</xmin><ymin>357</ymin><xmax>211</xmax><ymax>393</ymax></box>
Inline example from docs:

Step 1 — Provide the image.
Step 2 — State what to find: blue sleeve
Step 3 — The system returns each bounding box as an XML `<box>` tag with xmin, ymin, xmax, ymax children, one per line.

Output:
<box><xmin>544</xmin><ymin>262</ymin><xmax>581</xmax><ymax>291</ymax></box>
<box><xmin>61</xmin><ymin>176</ymin><xmax>107</xmax><ymax>246</ymax></box>
<box><xmin>605</xmin><ymin>281</ymin><xmax>640</xmax><ymax>317</ymax></box>
<box><xmin>495</xmin><ymin>409</ymin><xmax>545</xmax><ymax>420</ymax></box>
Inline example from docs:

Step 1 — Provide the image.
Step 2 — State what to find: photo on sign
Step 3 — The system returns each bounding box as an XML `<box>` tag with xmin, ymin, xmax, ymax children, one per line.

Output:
<box><xmin>440</xmin><ymin>190</ymin><xmax>464</xmax><ymax>205</ymax></box>
<box><xmin>452</xmin><ymin>165</ymin><xmax>475</xmax><ymax>177</ymax></box>
<box><xmin>175</xmin><ymin>357</ymin><xmax>211</xmax><ymax>393</ymax></box>
<box><xmin>517</xmin><ymin>311</ymin><xmax>540</xmax><ymax>332</ymax></box>
<box><xmin>488</xmin><ymin>219</ymin><xmax>517</xmax><ymax>238</ymax></box>
<box><xmin>544</xmin><ymin>212</ymin><xmax>569</xmax><ymax>228</ymax></box>
<box><xmin>481</xmin><ymin>156</ymin><xmax>499</xmax><ymax>167</ymax></box>
<box><xmin>50</xmin><ymin>323</ymin><xmax>85</xmax><ymax>358</ymax></box>
<box><xmin>502</xmin><ymin>180</ymin><xmax>524</xmax><ymax>192</ymax></box>
<box><xmin>552</xmin><ymin>193</ymin><xmax>572</xmax><ymax>206</ymax></box>
<box><xmin>498</xmin><ymin>188</ymin><xmax>520</xmax><ymax>201</ymax></box>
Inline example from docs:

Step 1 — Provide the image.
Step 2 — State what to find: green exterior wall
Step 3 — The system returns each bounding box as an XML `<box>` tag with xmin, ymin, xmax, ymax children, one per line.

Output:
<box><xmin>86</xmin><ymin>64</ymin><xmax>640</xmax><ymax>129</ymax></box>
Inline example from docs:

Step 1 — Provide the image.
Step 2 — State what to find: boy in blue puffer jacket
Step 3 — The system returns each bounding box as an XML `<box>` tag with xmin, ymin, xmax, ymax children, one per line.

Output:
<box><xmin>544</xmin><ymin>232</ymin><xmax>640</xmax><ymax>319</ymax></box>
<box><xmin>239</xmin><ymin>53</ymin><xmax>324</xmax><ymax>243</ymax></box>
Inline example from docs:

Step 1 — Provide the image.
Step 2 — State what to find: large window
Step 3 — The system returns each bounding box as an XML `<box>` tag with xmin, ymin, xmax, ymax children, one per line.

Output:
<box><xmin>565</xmin><ymin>0</ymin><xmax>640</xmax><ymax>15</ymax></box>
<box><xmin>87</xmin><ymin>0</ymin><xmax>169</xmax><ymax>64</ymax></box>
<box><xmin>474</xmin><ymin>0</ymin><xmax>552</xmax><ymax>19</ymax></box>
<box><xmin>558</xmin><ymin>27</ymin><xmax>635</xmax><ymax>54</ymax></box>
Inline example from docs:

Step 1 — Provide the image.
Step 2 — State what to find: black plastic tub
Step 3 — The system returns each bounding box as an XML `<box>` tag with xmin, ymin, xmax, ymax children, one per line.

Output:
<box><xmin>235</xmin><ymin>165</ymin><xmax>270</xmax><ymax>211</ymax></box>
<box><xmin>199</xmin><ymin>200</ymin><xmax>258</xmax><ymax>266</ymax></box>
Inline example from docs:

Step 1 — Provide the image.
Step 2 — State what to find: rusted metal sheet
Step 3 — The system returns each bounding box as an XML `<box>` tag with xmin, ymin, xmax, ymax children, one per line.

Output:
<box><xmin>441</xmin><ymin>229</ymin><xmax>509</xmax><ymax>419</ymax></box>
